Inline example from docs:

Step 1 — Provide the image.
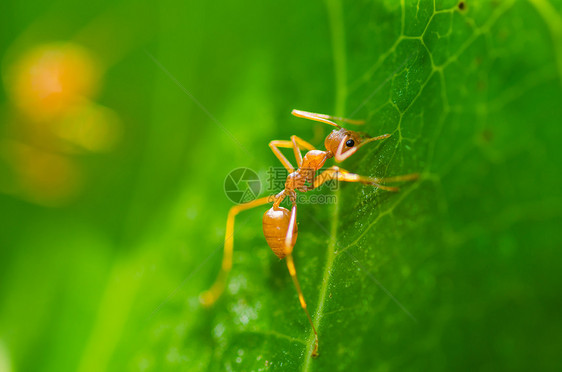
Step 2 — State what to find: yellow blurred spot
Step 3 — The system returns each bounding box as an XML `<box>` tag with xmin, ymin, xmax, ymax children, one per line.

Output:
<box><xmin>0</xmin><ymin>140</ymin><xmax>81</xmax><ymax>206</ymax></box>
<box><xmin>54</xmin><ymin>100</ymin><xmax>121</xmax><ymax>152</ymax></box>
<box><xmin>6</xmin><ymin>42</ymin><xmax>100</xmax><ymax>121</ymax></box>
<box><xmin>1</xmin><ymin>41</ymin><xmax>121</xmax><ymax>205</ymax></box>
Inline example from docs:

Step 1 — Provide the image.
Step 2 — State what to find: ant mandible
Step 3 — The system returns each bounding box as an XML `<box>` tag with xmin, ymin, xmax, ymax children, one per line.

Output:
<box><xmin>200</xmin><ymin>109</ymin><xmax>419</xmax><ymax>358</ymax></box>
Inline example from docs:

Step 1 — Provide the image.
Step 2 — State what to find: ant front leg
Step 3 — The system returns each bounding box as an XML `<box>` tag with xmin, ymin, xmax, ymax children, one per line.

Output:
<box><xmin>269</xmin><ymin>136</ymin><xmax>316</xmax><ymax>169</ymax></box>
<box><xmin>269</xmin><ymin>140</ymin><xmax>296</xmax><ymax>172</ymax></box>
<box><xmin>292</xmin><ymin>109</ymin><xmax>365</xmax><ymax>126</ymax></box>
<box><xmin>291</xmin><ymin>135</ymin><xmax>316</xmax><ymax>168</ymax></box>
<box><xmin>200</xmin><ymin>196</ymin><xmax>272</xmax><ymax>307</ymax></box>
<box><xmin>283</xmin><ymin>203</ymin><xmax>320</xmax><ymax>358</ymax></box>
<box><xmin>311</xmin><ymin>166</ymin><xmax>419</xmax><ymax>192</ymax></box>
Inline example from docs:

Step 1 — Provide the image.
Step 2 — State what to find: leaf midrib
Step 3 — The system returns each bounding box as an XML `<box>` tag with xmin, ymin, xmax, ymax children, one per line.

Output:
<box><xmin>302</xmin><ymin>0</ymin><xmax>347</xmax><ymax>369</ymax></box>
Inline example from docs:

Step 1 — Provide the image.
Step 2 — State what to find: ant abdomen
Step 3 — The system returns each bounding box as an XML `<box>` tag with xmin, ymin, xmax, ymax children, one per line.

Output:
<box><xmin>263</xmin><ymin>207</ymin><xmax>298</xmax><ymax>259</ymax></box>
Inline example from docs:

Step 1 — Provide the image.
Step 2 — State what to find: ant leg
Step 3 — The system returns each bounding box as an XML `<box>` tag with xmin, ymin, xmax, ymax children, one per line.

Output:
<box><xmin>286</xmin><ymin>254</ymin><xmax>319</xmax><ymax>357</ymax></box>
<box><xmin>311</xmin><ymin>166</ymin><xmax>419</xmax><ymax>192</ymax></box>
<box><xmin>290</xmin><ymin>135</ymin><xmax>316</xmax><ymax>151</ymax></box>
<box><xmin>270</xmin><ymin>137</ymin><xmax>316</xmax><ymax>169</ymax></box>
<box><xmin>284</xmin><ymin>203</ymin><xmax>319</xmax><ymax>357</ymax></box>
<box><xmin>292</xmin><ymin>109</ymin><xmax>365</xmax><ymax>126</ymax></box>
<box><xmin>200</xmin><ymin>196</ymin><xmax>272</xmax><ymax>307</ymax></box>
<box><xmin>269</xmin><ymin>140</ymin><xmax>296</xmax><ymax>172</ymax></box>
<box><xmin>291</xmin><ymin>135</ymin><xmax>316</xmax><ymax>167</ymax></box>
<box><xmin>291</xmin><ymin>137</ymin><xmax>303</xmax><ymax>167</ymax></box>
<box><xmin>290</xmin><ymin>135</ymin><xmax>316</xmax><ymax>167</ymax></box>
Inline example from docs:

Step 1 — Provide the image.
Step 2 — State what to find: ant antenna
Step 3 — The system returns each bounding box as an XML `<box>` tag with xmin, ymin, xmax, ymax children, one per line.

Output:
<box><xmin>292</xmin><ymin>110</ymin><xmax>366</xmax><ymax>128</ymax></box>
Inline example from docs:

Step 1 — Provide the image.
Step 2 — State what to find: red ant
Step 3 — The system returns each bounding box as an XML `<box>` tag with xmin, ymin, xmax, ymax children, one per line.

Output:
<box><xmin>200</xmin><ymin>110</ymin><xmax>418</xmax><ymax>357</ymax></box>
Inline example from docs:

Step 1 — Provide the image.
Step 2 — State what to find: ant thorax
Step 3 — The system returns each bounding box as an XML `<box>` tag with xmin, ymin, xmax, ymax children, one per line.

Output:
<box><xmin>284</xmin><ymin>150</ymin><xmax>329</xmax><ymax>192</ymax></box>
<box><xmin>301</xmin><ymin>150</ymin><xmax>328</xmax><ymax>171</ymax></box>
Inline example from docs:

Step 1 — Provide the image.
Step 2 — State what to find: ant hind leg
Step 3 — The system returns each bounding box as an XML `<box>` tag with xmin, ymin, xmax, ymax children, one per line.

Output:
<box><xmin>200</xmin><ymin>196</ymin><xmax>272</xmax><ymax>307</ymax></box>
<box><xmin>283</xmin><ymin>203</ymin><xmax>319</xmax><ymax>357</ymax></box>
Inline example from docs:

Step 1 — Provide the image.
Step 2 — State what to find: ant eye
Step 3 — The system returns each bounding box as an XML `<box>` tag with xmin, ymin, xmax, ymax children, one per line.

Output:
<box><xmin>346</xmin><ymin>139</ymin><xmax>355</xmax><ymax>147</ymax></box>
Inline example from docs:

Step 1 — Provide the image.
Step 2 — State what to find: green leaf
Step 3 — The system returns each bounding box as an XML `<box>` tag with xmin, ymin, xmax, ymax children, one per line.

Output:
<box><xmin>146</xmin><ymin>1</ymin><xmax>561</xmax><ymax>371</ymax></box>
<box><xmin>92</xmin><ymin>0</ymin><xmax>562</xmax><ymax>371</ymax></box>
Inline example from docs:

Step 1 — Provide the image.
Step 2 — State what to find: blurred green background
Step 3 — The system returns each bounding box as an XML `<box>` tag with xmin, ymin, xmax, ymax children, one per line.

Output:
<box><xmin>1</xmin><ymin>0</ymin><xmax>562</xmax><ymax>371</ymax></box>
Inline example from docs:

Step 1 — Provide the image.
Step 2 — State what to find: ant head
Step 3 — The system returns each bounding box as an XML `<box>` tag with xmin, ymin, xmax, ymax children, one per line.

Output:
<box><xmin>291</xmin><ymin>110</ymin><xmax>391</xmax><ymax>162</ymax></box>
<box><xmin>325</xmin><ymin>128</ymin><xmax>371</xmax><ymax>162</ymax></box>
